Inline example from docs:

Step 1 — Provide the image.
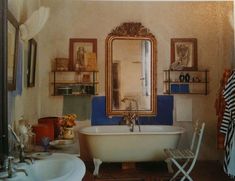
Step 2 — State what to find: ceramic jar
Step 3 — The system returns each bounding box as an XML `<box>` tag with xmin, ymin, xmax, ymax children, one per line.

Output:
<box><xmin>63</xmin><ymin>127</ymin><xmax>74</xmax><ymax>139</ymax></box>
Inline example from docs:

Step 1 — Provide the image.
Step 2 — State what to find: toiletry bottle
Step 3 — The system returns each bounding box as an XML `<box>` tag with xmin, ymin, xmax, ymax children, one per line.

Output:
<box><xmin>185</xmin><ymin>73</ymin><xmax>190</xmax><ymax>82</ymax></box>
<box><xmin>179</xmin><ymin>72</ymin><xmax>185</xmax><ymax>82</ymax></box>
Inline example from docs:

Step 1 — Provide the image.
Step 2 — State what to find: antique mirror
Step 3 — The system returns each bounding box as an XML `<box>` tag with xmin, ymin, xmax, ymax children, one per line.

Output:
<box><xmin>106</xmin><ymin>22</ymin><xmax>157</xmax><ymax>116</ymax></box>
<box><xmin>7</xmin><ymin>10</ymin><xmax>19</xmax><ymax>90</ymax></box>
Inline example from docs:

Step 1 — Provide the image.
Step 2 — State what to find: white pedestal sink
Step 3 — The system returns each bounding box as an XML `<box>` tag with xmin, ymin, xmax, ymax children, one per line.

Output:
<box><xmin>0</xmin><ymin>153</ymin><xmax>86</xmax><ymax>181</ymax></box>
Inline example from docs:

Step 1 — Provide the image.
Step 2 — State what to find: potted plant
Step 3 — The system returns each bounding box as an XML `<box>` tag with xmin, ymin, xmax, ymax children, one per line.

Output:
<box><xmin>59</xmin><ymin>114</ymin><xmax>77</xmax><ymax>139</ymax></box>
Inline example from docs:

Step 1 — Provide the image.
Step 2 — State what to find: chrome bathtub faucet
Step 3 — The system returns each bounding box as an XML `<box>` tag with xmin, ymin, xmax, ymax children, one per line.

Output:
<box><xmin>121</xmin><ymin>97</ymin><xmax>141</xmax><ymax>132</ymax></box>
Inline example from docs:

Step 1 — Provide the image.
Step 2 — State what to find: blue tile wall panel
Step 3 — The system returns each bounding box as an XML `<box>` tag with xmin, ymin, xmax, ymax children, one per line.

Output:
<box><xmin>91</xmin><ymin>95</ymin><xmax>173</xmax><ymax>126</ymax></box>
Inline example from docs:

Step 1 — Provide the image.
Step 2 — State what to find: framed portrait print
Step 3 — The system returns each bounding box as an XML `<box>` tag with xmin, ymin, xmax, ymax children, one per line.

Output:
<box><xmin>27</xmin><ymin>38</ymin><xmax>37</xmax><ymax>87</ymax></box>
<box><xmin>171</xmin><ymin>38</ymin><xmax>197</xmax><ymax>70</ymax></box>
<box><xmin>7</xmin><ymin>11</ymin><xmax>19</xmax><ymax>90</ymax></box>
<box><xmin>69</xmin><ymin>38</ymin><xmax>97</xmax><ymax>71</ymax></box>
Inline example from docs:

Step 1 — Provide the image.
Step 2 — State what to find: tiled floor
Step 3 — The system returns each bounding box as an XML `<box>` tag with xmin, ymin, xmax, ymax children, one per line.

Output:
<box><xmin>83</xmin><ymin>161</ymin><xmax>233</xmax><ymax>181</ymax></box>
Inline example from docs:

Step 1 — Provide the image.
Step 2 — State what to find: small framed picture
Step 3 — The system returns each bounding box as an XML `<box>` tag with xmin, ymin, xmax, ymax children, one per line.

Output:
<box><xmin>171</xmin><ymin>38</ymin><xmax>197</xmax><ymax>70</ymax></box>
<box><xmin>69</xmin><ymin>38</ymin><xmax>97</xmax><ymax>71</ymax></box>
<box><xmin>82</xmin><ymin>73</ymin><xmax>91</xmax><ymax>82</ymax></box>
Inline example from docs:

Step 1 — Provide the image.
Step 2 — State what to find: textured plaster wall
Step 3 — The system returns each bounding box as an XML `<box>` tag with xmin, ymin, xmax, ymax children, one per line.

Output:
<box><xmin>38</xmin><ymin>1</ymin><xmax>233</xmax><ymax>160</ymax></box>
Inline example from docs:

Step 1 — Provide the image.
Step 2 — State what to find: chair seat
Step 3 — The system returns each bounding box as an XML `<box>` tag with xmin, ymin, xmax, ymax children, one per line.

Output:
<box><xmin>164</xmin><ymin>148</ymin><xmax>195</xmax><ymax>159</ymax></box>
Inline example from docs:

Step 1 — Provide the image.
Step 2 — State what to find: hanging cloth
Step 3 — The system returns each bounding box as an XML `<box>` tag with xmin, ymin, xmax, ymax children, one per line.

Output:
<box><xmin>215</xmin><ymin>69</ymin><xmax>231</xmax><ymax>149</ymax></box>
<box><xmin>220</xmin><ymin>71</ymin><xmax>235</xmax><ymax>178</ymax></box>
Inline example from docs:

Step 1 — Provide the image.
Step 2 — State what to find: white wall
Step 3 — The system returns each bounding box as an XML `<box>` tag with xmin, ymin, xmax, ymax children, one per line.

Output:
<box><xmin>38</xmin><ymin>1</ymin><xmax>234</xmax><ymax>160</ymax></box>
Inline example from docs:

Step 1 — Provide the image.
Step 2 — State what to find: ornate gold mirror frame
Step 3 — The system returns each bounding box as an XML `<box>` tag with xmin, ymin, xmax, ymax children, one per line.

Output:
<box><xmin>105</xmin><ymin>22</ymin><xmax>157</xmax><ymax>116</ymax></box>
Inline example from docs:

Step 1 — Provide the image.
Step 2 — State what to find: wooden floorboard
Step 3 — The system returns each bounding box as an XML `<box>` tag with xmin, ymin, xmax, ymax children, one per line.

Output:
<box><xmin>83</xmin><ymin>161</ymin><xmax>233</xmax><ymax>181</ymax></box>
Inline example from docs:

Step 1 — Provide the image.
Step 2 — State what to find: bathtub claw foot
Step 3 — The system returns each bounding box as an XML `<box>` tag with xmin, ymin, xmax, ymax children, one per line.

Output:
<box><xmin>165</xmin><ymin>158</ymin><xmax>174</xmax><ymax>173</ymax></box>
<box><xmin>93</xmin><ymin>158</ymin><xmax>102</xmax><ymax>176</ymax></box>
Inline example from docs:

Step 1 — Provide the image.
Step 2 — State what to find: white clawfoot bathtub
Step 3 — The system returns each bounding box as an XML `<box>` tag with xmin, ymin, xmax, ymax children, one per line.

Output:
<box><xmin>79</xmin><ymin>125</ymin><xmax>184</xmax><ymax>175</ymax></box>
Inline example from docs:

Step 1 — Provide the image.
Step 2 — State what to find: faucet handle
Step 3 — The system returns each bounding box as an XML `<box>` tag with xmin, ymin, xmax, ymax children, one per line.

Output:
<box><xmin>5</xmin><ymin>156</ymin><xmax>28</xmax><ymax>178</ymax></box>
<box><xmin>7</xmin><ymin>156</ymin><xmax>15</xmax><ymax>178</ymax></box>
<box><xmin>7</xmin><ymin>156</ymin><xmax>14</xmax><ymax>167</ymax></box>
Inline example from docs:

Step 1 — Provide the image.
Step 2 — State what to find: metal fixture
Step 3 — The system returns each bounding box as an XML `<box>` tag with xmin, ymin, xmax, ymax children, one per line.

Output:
<box><xmin>8</xmin><ymin>125</ymin><xmax>34</xmax><ymax>164</ymax></box>
<box><xmin>7</xmin><ymin>156</ymin><xmax>28</xmax><ymax>178</ymax></box>
<box><xmin>0</xmin><ymin>156</ymin><xmax>28</xmax><ymax>179</ymax></box>
<box><xmin>121</xmin><ymin>97</ymin><xmax>141</xmax><ymax>132</ymax></box>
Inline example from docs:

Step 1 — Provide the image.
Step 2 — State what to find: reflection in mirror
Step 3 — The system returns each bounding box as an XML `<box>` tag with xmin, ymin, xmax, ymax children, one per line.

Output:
<box><xmin>106</xmin><ymin>22</ymin><xmax>157</xmax><ymax>116</ymax></box>
<box><xmin>7</xmin><ymin>11</ymin><xmax>19</xmax><ymax>90</ymax></box>
<box><xmin>112</xmin><ymin>39</ymin><xmax>151</xmax><ymax>111</ymax></box>
<box><xmin>7</xmin><ymin>21</ymin><xmax>16</xmax><ymax>83</ymax></box>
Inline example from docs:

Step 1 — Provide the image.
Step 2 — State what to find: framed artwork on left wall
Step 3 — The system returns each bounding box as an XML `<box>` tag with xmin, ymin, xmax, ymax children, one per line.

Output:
<box><xmin>27</xmin><ymin>38</ymin><xmax>37</xmax><ymax>87</ymax></box>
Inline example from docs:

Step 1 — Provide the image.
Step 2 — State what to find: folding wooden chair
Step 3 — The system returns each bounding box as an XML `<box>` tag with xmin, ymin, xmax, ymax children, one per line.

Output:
<box><xmin>164</xmin><ymin>121</ymin><xmax>205</xmax><ymax>181</ymax></box>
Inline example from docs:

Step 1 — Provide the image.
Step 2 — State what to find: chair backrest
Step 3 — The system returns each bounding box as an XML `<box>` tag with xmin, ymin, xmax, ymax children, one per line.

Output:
<box><xmin>183</xmin><ymin>121</ymin><xmax>205</xmax><ymax>174</ymax></box>
<box><xmin>190</xmin><ymin>121</ymin><xmax>205</xmax><ymax>160</ymax></box>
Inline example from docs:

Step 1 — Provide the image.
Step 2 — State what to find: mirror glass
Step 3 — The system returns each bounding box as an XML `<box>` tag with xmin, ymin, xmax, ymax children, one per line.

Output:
<box><xmin>7</xmin><ymin>11</ymin><xmax>19</xmax><ymax>90</ymax></box>
<box><xmin>106</xmin><ymin>23</ymin><xmax>157</xmax><ymax>116</ymax></box>
<box><xmin>112</xmin><ymin>39</ymin><xmax>151</xmax><ymax>111</ymax></box>
<box><xmin>7</xmin><ymin>20</ymin><xmax>16</xmax><ymax>84</ymax></box>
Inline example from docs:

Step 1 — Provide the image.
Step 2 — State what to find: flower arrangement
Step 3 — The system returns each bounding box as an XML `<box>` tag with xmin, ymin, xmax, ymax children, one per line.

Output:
<box><xmin>59</xmin><ymin>114</ymin><xmax>77</xmax><ymax>128</ymax></box>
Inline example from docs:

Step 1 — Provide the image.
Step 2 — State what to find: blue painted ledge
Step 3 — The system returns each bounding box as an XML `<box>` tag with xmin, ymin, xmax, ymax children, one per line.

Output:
<box><xmin>91</xmin><ymin>95</ymin><xmax>173</xmax><ymax>126</ymax></box>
